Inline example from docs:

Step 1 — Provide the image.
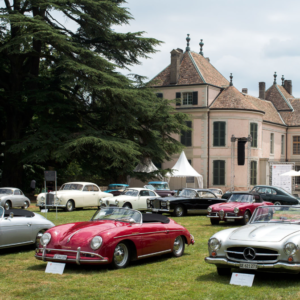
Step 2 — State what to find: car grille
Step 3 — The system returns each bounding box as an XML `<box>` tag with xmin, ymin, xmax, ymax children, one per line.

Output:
<box><xmin>225</xmin><ymin>247</ymin><xmax>279</xmax><ymax>263</ymax></box>
<box><xmin>153</xmin><ymin>199</ymin><xmax>161</xmax><ymax>209</ymax></box>
<box><xmin>46</xmin><ymin>194</ymin><xmax>54</xmax><ymax>205</ymax></box>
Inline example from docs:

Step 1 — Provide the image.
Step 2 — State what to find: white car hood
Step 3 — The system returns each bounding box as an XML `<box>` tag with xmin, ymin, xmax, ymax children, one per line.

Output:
<box><xmin>229</xmin><ymin>223</ymin><xmax>300</xmax><ymax>242</ymax></box>
<box><xmin>104</xmin><ymin>195</ymin><xmax>135</xmax><ymax>201</ymax></box>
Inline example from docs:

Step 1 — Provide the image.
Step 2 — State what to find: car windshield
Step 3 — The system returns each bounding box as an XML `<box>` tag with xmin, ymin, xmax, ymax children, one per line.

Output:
<box><xmin>60</xmin><ymin>184</ymin><xmax>83</xmax><ymax>191</ymax></box>
<box><xmin>108</xmin><ymin>185</ymin><xmax>127</xmax><ymax>191</ymax></box>
<box><xmin>252</xmin><ymin>206</ymin><xmax>300</xmax><ymax>224</ymax></box>
<box><xmin>209</xmin><ymin>189</ymin><xmax>222</xmax><ymax>195</ymax></box>
<box><xmin>92</xmin><ymin>207</ymin><xmax>142</xmax><ymax>223</ymax></box>
<box><xmin>179</xmin><ymin>189</ymin><xmax>197</xmax><ymax>198</ymax></box>
<box><xmin>228</xmin><ymin>194</ymin><xmax>254</xmax><ymax>203</ymax></box>
<box><xmin>144</xmin><ymin>185</ymin><xmax>156</xmax><ymax>191</ymax></box>
<box><xmin>0</xmin><ymin>206</ymin><xmax>4</xmax><ymax>218</ymax></box>
<box><xmin>0</xmin><ymin>189</ymin><xmax>13</xmax><ymax>195</ymax></box>
<box><xmin>149</xmin><ymin>183</ymin><xmax>169</xmax><ymax>190</ymax></box>
<box><xmin>124</xmin><ymin>189</ymin><xmax>139</xmax><ymax>197</ymax></box>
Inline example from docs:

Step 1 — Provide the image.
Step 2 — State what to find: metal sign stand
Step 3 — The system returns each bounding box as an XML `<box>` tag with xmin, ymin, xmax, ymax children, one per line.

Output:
<box><xmin>44</xmin><ymin>171</ymin><xmax>57</xmax><ymax>219</ymax></box>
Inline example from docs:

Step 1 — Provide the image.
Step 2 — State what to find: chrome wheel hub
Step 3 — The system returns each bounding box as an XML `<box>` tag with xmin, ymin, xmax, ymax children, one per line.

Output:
<box><xmin>173</xmin><ymin>236</ymin><xmax>183</xmax><ymax>254</ymax></box>
<box><xmin>114</xmin><ymin>244</ymin><xmax>128</xmax><ymax>266</ymax></box>
<box><xmin>67</xmin><ymin>202</ymin><xmax>73</xmax><ymax>210</ymax></box>
<box><xmin>24</xmin><ymin>202</ymin><xmax>28</xmax><ymax>209</ymax></box>
<box><xmin>5</xmin><ymin>202</ymin><xmax>10</xmax><ymax>210</ymax></box>
<box><xmin>176</xmin><ymin>207</ymin><xmax>183</xmax><ymax>216</ymax></box>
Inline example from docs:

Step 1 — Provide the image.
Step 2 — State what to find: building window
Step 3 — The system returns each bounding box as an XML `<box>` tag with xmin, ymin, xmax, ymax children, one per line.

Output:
<box><xmin>250</xmin><ymin>161</ymin><xmax>257</xmax><ymax>185</ymax></box>
<box><xmin>281</xmin><ymin>135</ymin><xmax>284</xmax><ymax>155</ymax></box>
<box><xmin>181</xmin><ymin>121</ymin><xmax>192</xmax><ymax>146</ymax></box>
<box><xmin>182</xmin><ymin>92</ymin><xmax>193</xmax><ymax>105</ymax></box>
<box><xmin>250</xmin><ymin>123</ymin><xmax>258</xmax><ymax>148</ymax></box>
<box><xmin>213</xmin><ymin>160</ymin><xmax>225</xmax><ymax>185</ymax></box>
<box><xmin>296</xmin><ymin>166</ymin><xmax>300</xmax><ymax>189</ymax></box>
<box><xmin>270</xmin><ymin>133</ymin><xmax>274</xmax><ymax>154</ymax></box>
<box><xmin>213</xmin><ymin>122</ymin><xmax>226</xmax><ymax>147</ymax></box>
<box><xmin>293</xmin><ymin>136</ymin><xmax>300</xmax><ymax>155</ymax></box>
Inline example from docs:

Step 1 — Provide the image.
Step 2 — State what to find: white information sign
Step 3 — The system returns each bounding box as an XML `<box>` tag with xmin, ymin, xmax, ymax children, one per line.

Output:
<box><xmin>230</xmin><ymin>273</ymin><xmax>255</xmax><ymax>287</ymax></box>
<box><xmin>45</xmin><ymin>262</ymin><xmax>66</xmax><ymax>275</ymax></box>
<box><xmin>40</xmin><ymin>209</ymin><xmax>48</xmax><ymax>213</ymax></box>
<box><xmin>272</xmin><ymin>164</ymin><xmax>293</xmax><ymax>193</ymax></box>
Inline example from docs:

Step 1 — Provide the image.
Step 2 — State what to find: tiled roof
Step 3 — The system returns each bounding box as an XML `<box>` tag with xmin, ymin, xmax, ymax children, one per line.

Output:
<box><xmin>210</xmin><ymin>86</ymin><xmax>285</xmax><ymax>125</ymax></box>
<box><xmin>150</xmin><ymin>51</ymin><xmax>229</xmax><ymax>87</ymax></box>
<box><xmin>210</xmin><ymin>86</ymin><xmax>259</xmax><ymax>111</ymax></box>
<box><xmin>265</xmin><ymin>84</ymin><xmax>293</xmax><ymax>111</ymax></box>
<box><xmin>280</xmin><ymin>99</ymin><xmax>300</xmax><ymax>126</ymax></box>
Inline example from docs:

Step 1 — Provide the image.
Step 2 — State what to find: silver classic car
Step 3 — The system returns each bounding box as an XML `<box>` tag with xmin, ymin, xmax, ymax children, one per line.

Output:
<box><xmin>0</xmin><ymin>187</ymin><xmax>31</xmax><ymax>210</ymax></box>
<box><xmin>0</xmin><ymin>206</ymin><xmax>55</xmax><ymax>249</ymax></box>
<box><xmin>205</xmin><ymin>205</ymin><xmax>300</xmax><ymax>275</ymax></box>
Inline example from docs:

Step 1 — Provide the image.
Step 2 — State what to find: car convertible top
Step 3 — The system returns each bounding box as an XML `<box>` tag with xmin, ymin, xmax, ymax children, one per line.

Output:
<box><xmin>142</xmin><ymin>213</ymin><xmax>170</xmax><ymax>224</ymax></box>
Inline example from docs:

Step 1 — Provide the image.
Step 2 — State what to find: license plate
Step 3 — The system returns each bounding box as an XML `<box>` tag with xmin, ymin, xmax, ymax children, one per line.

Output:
<box><xmin>153</xmin><ymin>209</ymin><xmax>158</xmax><ymax>212</ymax></box>
<box><xmin>226</xmin><ymin>218</ymin><xmax>235</xmax><ymax>222</ymax></box>
<box><xmin>53</xmin><ymin>254</ymin><xmax>67</xmax><ymax>260</ymax></box>
<box><xmin>239</xmin><ymin>263</ymin><xmax>257</xmax><ymax>270</ymax></box>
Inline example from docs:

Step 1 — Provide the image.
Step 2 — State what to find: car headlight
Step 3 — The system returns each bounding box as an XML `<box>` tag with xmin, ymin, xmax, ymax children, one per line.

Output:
<box><xmin>208</xmin><ymin>238</ymin><xmax>221</xmax><ymax>251</ymax></box>
<box><xmin>285</xmin><ymin>242</ymin><xmax>297</xmax><ymax>255</ymax></box>
<box><xmin>147</xmin><ymin>199</ymin><xmax>150</xmax><ymax>204</ymax></box>
<box><xmin>234</xmin><ymin>207</ymin><xmax>239</xmax><ymax>214</ymax></box>
<box><xmin>90</xmin><ymin>236</ymin><xmax>103</xmax><ymax>250</ymax></box>
<box><xmin>207</xmin><ymin>207</ymin><xmax>212</xmax><ymax>213</ymax></box>
<box><xmin>167</xmin><ymin>200</ymin><xmax>170</xmax><ymax>205</ymax></box>
<box><xmin>99</xmin><ymin>199</ymin><xmax>103</xmax><ymax>204</ymax></box>
<box><xmin>55</xmin><ymin>196</ymin><xmax>60</xmax><ymax>201</ymax></box>
<box><xmin>115</xmin><ymin>199</ymin><xmax>119</xmax><ymax>205</ymax></box>
<box><xmin>167</xmin><ymin>194</ymin><xmax>171</xmax><ymax>197</ymax></box>
<box><xmin>41</xmin><ymin>196</ymin><xmax>45</xmax><ymax>201</ymax></box>
<box><xmin>161</xmin><ymin>202</ymin><xmax>167</xmax><ymax>207</ymax></box>
<box><xmin>40</xmin><ymin>233</ymin><xmax>51</xmax><ymax>246</ymax></box>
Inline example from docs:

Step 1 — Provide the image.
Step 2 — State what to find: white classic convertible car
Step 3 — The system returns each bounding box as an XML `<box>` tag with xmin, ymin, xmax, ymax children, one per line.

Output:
<box><xmin>36</xmin><ymin>182</ymin><xmax>113</xmax><ymax>211</ymax></box>
<box><xmin>102</xmin><ymin>187</ymin><xmax>159</xmax><ymax>211</ymax></box>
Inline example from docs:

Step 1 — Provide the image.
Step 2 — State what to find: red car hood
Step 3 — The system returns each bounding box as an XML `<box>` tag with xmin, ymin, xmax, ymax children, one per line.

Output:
<box><xmin>48</xmin><ymin>221</ymin><xmax>126</xmax><ymax>247</ymax></box>
<box><xmin>211</xmin><ymin>202</ymin><xmax>250</xmax><ymax>210</ymax></box>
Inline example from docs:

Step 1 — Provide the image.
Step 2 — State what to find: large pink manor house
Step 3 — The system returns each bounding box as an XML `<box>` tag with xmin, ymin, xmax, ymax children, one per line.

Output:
<box><xmin>150</xmin><ymin>35</ymin><xmax>300</xmax><ymax>192</ymax></box>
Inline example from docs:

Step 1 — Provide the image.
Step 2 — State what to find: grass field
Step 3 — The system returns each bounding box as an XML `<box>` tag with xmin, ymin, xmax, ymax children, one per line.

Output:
<box><xmin>1</xmin><ymin>207</ymin><xmax>300</xmax><ymax>300</ymax></box>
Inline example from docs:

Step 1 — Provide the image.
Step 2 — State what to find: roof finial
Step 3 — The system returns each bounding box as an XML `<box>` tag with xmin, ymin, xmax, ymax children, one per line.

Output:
<box><xmin>229</xmin><ymin>73</ymin><xmax>233</xmax><ymax>86</ymax></box>
<box><xmin>186</xmin><ymin>34</ymin><xmax>190</xmax><ymax>52</ymax></box>
<box><xmin>281</xmin><ymin>75</ymin><xmax>285</xmax><ymax>86</ymax></box>
<box><xmin>273</xmin><ymin>72</ymin><xmax>277</xmax><ymax>85</ymax></box>
<box><xmin>199</xmin><ymin>39</ymin><xmax>204</xmax><ymax>56</ymax></box>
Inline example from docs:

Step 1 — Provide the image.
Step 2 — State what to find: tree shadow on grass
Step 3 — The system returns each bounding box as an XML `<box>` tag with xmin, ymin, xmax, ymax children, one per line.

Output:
<box><xmin>196</xmin><ymin>269</ymin><xmax>300</xmax><ymax>287</ymax></box>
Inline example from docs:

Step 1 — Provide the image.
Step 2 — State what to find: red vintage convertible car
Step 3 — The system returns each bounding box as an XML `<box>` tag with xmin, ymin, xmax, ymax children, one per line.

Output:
<box><xmin>35</xmin><ymin>207</ymin><xmax>195</xmax><ymax>268</ymax></box>
<box><xmin>207</xmin><ymin>192</ymin><xmax>273</xmax><ymax>225</ymax></box>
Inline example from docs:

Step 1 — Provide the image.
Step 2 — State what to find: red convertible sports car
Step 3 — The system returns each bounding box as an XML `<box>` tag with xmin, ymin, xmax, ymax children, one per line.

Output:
<box><xmin>207</xmin><ymin>192</ymin><xmax>273</xmax><ymax>225</ymax></box>
<box><xmin>35</xmin><ymin>207</ymin><xmax>195</xmax><ymax>268</ymax></box>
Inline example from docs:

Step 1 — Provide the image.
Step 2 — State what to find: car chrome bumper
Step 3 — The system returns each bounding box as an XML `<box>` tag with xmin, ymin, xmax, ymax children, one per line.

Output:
<box><xmin>205</xmin><ymin>257</ymin><xmax>300</xmax><ymax>271</ymax></box>
<box><xmin>35</xmin><ymin>247</ymin><xmax>109</xmax><ymax>265</ymax></box>
<box><xmin>150</xmin><ymin>208</ymin><xmax>174</xmax><ymax>213</ymax></box>
<box><xmin>207</xmin><ymin>215</ymin><xmax>243</xmax><ymax>219</ymax></box>
<box><xmin>36</xmin><ymin>204</ymin><xmax>66</xmax><ymax>208</ymax></box>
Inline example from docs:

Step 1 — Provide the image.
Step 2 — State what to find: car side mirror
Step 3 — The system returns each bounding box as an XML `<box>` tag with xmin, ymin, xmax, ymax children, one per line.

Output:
<box><xmin>9</xmin><ymin>212</ymin><xmax>14</xmax><ymax>218</ymax></box>
<box><xmin>129</xmin><ymin>218</ymin><xmax>136</xmax><ymax>226</ymax></box>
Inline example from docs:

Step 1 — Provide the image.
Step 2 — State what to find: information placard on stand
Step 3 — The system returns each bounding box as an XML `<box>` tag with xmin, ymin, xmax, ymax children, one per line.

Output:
<box><xmin>230</xmin><ymin>273</ymin><xmax>255</xmax><ymax>287</ymax></box>
<box><xmin>45</xmin><ymin>262</ymin><xmax>66</xmax><ymax>275</ymax></box>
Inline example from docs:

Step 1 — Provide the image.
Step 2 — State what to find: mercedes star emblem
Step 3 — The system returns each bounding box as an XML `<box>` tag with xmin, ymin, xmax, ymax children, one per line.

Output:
<box><xmin>243</xmin><ymin>247</ymin><xmax>256</xmax><ymax>260</ymax></box>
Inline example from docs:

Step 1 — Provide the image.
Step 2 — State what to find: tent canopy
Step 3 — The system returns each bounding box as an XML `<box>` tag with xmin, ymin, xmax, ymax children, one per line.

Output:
<box><xmin>133</xmin><ymin>158</ymin><xmax>158</xmax><ymax>173</ymax></box>
<box><xmin>280</xmin><ymin>170</ymin><xmax>300</xmax><ymax>176</ymax></box>
<box><xmin>165</xmin><ymin>151</ymin><xmax>203</xmax><ymax>188</ymax></box>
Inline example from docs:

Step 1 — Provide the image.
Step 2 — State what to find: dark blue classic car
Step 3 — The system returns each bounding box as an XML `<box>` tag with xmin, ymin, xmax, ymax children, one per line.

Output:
<box><xmin>147</xmin><ymin>188</ymin><xmax>226</xmax><ymax>217</ymax></box>
<box><xmin>222</xmin><ymin>185</ymin><xmax>300</xmax><ymax>206</ymax></box>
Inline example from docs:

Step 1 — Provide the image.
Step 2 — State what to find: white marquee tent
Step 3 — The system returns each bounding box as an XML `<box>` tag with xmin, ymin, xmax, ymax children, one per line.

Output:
<box><xmin>165</xmin><ymin>151</ymin><xmax>203</xmax><ymax>188</ymax></box>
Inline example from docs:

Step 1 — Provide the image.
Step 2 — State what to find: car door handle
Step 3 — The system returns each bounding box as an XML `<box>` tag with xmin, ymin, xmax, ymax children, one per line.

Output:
<box><xmin>27</xmin><ymin>223</ymin><xmax>32</xmax><ymax>227</ymax></box>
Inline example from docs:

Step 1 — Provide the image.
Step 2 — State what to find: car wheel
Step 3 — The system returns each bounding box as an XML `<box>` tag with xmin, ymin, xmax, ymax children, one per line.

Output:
<box><xmin>217</xmin><ymin>267</ymin><xmax>231</xmax><ymax>276</ymax></box>
<box><xmin>65</xmin><ymin>200</ymin><xmax>75</xmax><ymax>212</ymax></box>
<box><xmin>173</xmin><ymin>205</ymin><xmax>185</xmax><ymax>217</ymax></box>
<box><xmin>241</xmin><ymin>211</ymin><xmax>251</xmax><ymax>225</ymax></box>
<box><xmin>210</xmin><ymin>218</ymin><xmax>220</xmax><ymax>225</ymax></box>
<box><xmin>123</xmin><ymin>203</ymin><xmax>132</xmax><ymax>209</ymax></box>
<box><xmin>35</xmin><ymin>230</ymin><xmax>46</xmax><ymax>248</ymax></box>
<box><xmin>172</xmin><ymin>236</ymin><xmax>185</xmax><ymax>257</ymax></box>
<box><xmin>273</xmin><ymin>201</ymin><xmax>282</xmax><ymax>211</ymax></box>
<box><xmin>4</xmin><ymin>201</ymin><xmax>11</xmax><ymax>210</ymax></box>
<box><xmin>112</xmin><ymin>242</ymin><xmax>130</xmax><ymax>269</ymax></box>
<box><xmin>22</xmin><ymin>201</ymin><xmax>29</xmax><ymax>209</ymax></box>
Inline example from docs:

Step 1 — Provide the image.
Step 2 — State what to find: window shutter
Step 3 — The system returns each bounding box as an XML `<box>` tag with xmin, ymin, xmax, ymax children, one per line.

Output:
<box><xmin>213</xmin><ymin>161</ymin><xmax>218</xmax><ymax>185</ymax></box>
<box><xmin>156</xmin><ymin>93</ymin><xmax>163</xmax><ymax>98</ymax></box>
<box><xmin>219</xmin><ymin>122</ymin><xmax>226</xmax><ymax>146</ymax></box>
<box><xmin>192</xmin><ymin>91</ymin><xmax>198</xmax><ymax>105</ymax></box>
<box><xmin>213</xmin><ymin>122</ymin><xmax>219</xmax><ymax>146</ymax></box>
<box><xmin>176</xmin><ymin>92</ymin><xmax>181</xmax><ymax>106</ymax></box>
<box><xmin>219</xmin><ymin>161</ymin><xmax>225</xmax><ymax>185</ymax></box>
<box><xmin>186</xmin><ymin>121</ymin><xmax>192</xmax><ymax>146</ymax></box>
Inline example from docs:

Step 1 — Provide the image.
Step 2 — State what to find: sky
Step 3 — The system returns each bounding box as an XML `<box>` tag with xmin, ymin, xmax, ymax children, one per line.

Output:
<box><xmin>110</xmin><ymin>0</ymin><xmax>300</xmax><ymax>98</ymax></box>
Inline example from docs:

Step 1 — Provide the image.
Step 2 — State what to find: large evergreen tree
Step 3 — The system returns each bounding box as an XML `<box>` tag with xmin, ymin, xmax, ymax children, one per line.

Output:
<box><xmin>0</xmin><ymin>0</ymin><xmax>188</xmax><ymax>187</ymax></box>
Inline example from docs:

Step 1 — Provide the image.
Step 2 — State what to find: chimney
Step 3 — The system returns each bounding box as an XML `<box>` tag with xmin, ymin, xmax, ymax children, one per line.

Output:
<box><xmin>284</xmin><ymin>80</ymin><xmax>292</xmax><ymax>95</ymax></box>
<box><xmin>242</xmin><ymin>88</ymin><xmax>248</xmax><ymax>94</ymax></box>
<box><xmin>259</xmin><ymin>82</ymin><xmax>265</xmax><ymax>99</ymax></box>
<box><xmin>170</xmin><ymin>49</ymin><xmax>183</xmax><ymax>84</ymax></box>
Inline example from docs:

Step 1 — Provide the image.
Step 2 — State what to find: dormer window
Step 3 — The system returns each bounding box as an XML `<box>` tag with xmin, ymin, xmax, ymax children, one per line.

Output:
<box><xmin>183</xmin><ymin>92</ymin><xmax>193</xmax><ymax>105</ymax></box>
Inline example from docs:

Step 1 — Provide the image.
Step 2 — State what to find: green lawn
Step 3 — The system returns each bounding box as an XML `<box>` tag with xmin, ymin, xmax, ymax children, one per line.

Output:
<box><xmin>1</xmin><ymin>207</ymin><xmax>300</xmax><ymax>300</ymax></box>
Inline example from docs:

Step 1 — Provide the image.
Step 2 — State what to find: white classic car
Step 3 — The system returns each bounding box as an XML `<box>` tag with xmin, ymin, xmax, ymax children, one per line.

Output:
<box><xmin>36</xmin><ymin>182</ymin><xmax>113</xmax><ymax>211</ymax></box>
<box><xmin>0</xmin><ymin>187</ymin><xmax>31</xmax><ymax>210</ymax></box>
<box><xmin>102</xmin><ymin>187</ymin><xmax>159</xmax><ymax>211</ymax></box>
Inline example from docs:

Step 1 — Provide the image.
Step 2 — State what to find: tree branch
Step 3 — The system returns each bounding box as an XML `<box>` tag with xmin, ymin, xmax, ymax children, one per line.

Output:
<box><xmin>4</xmin><ymin>0</ymin><xmax>12</xmax><ymax>12</ymax></box>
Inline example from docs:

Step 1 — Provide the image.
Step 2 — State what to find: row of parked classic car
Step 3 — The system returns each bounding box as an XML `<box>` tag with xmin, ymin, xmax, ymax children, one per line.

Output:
<box><xmin>2</xmin><ymin>181</ymin><xmax>300</xmax><ymax>276</ymax></box>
